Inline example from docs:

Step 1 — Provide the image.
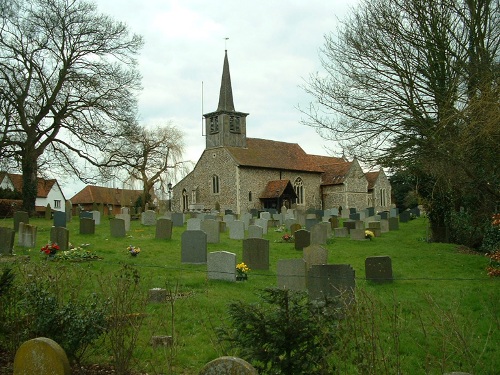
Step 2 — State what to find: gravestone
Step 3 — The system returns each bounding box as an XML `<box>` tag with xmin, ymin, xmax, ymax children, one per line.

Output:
<box><xmin>310</xmin><ymin>223</ymin><xmax>328</xmax><ymax>245</ymax></box>
<box><xmin>365</xmin><ymin>256</ymin><xmax>393</xmax><ymax>282</ymax></box>
<box><xmin>380</xmin><ymin>219</ymin><xmax>389</xmax><ymax>233</ymax></box>
<box><xmin>201</xmin><ymin>219</ymin><xmax>220</xmax><ymax>243</ymax></box>
<box><xmin>254</xmin><ymin>218</ymin><xmax>268</xmax><ymax>234</ymax></box>
<box><xmin>250</xmin><ymin>208</ymin><xmax>258</xmax><ymax>218</ymax></box>
<box><xmin>223</xmin><ymin>214</ymin><xmax>235</xmax><ymax>223</ymax></box>
<box><xmin>334</xmin><ymin>227</ymin><xmax>349</xmax><ymax>237</ymax></box>
<box><xmin>260</xmin><ymin>211</ymin><xmax>271</xmax><ymax>220</ymax></box>
<box><xmin>307</xmin><ymin>264</ymin><xmax>356</xmax><ymax>305</ymax></box>
<box><xmin>379</xmin><ymin>211</ymin><xmax>389</xmax><ymax>220</ymax></box>
<box><xmin>241</xmin><ymin>212</ymin><xmax>252</xmax><ymax>229</ymax></box>
<box><xmin>367</xmin><ymin>207</ymin><xmax>375</xmax><ymax>216</ymax></box>
<box><xmin>219</xmin><ymin>221</ymin><xmax>227</xmax><ymax>233</ymax></box>
<box><xmin>65</xmin><ymin>200</ymin><xmax>72</xmax><ymax>222</ymax></box>
<box><xmin>354</xmin><ymin>220</ymin><xmax>365</xmax><ymax>229</ymax></box>
<box><xmin>388</xmin><ymin>217</ymin><xmax>399</xmax><ymax>231</ymax></box>
<box><xmin>50</xmin><ymin>227</ymin><xmax>69</xmax><ymax>251</ymax></box>
<box><xmin>343</xmin><ymin>220</ymin><xmax>356</xmax><ymax>233</ymax></box>
<box><xmin>399</xmin><ymin>211</ymin><xmax>411</xmax><ymax>223</ymax></box>
<box><xmin>13</xmin><ymin>337</ymin><xmax>71</xmax><ymax>375</ymax></box>
<box><xmin>410</xmin><ymin>207</ymin><xmax>421</xmax><ymax>217</ymax></box>
<box><xmin>277</xmin><ymin>259</ymin><xmax>307</xmax><ymax>291</ymax></box>
<box><xmin>247</xmin><ymin>224</ymin><xmax>263</xmax><ymax>239</ymax></box>
<box><xmin>329</xmin><ymin>216</ymin><xmax>339</xmax><ymax>229</ymax></box>
<box><xmin>115</xmin><ymin>213</ymin><xmax>131</xmax><ymax>231</ymax></box>
<box><xmin>18</xmin><ymin>223</ymin><xmax>37</xmax><ymax>247</ymax></box>
<box><xmin>0</xmin><ymin>227</ymin><xmax>15</xmax><ymax>255</ymax></box>
<box><xmin>199</xmin><ymin>356</ymin><xmax>258</xmax><ymax>375</ymax></box>
<box><xmin>350</xmin><ymin>228</ymin><xmax>367</xmax><ymax>241</ymax></box>
<box><xmin>294</xmin><ymin>229</ymin><xmax>311</xmax><ymax>250</ymax></box>
<box><xmin>80</xmin><ymin>211</ymin><xmax>92</xmax><ymax>220</ymax></box>
<box><xmin>290</xmin><ymin>223</ymin><xmax>301</xmax><ymax>234</ymax></box>
<box><xmin>349</xmin><ymin>213</ymin><xmax>361</xmax><ymax>221</ymax></box>
<box><xmin>148</xmin><ymin>288</ymin><xmax>167</xmax><ymax>303</ymax></box>
<box><xmin>91</xmin><ymin>210</ymin><xmax>101</xmax><ymax>225</ymax></box>
<box><xmin>53</xmin><ymin>211</ymin><xmax>66</xmax><ymax>228</ymax></box>
<box><xmin>187</xmin><ymin>218</ymin><xmax>202</xmax><ymax>231</ymax></box>
<box><xmin>228</xmin><ymin>220</ymin><xmax>245</xmax><ymax>240</ymax></box>
<box><xmin>110</xmin><ymin>218</ymin><xmax>126</xmax><ymax>237</ymax></box>
<box><xmin>368</xmin><ymin>221</ymin><xmax>381</xmax><ymax>229</ymax></box>
<box><xmin>155</xmin><ymin>218</ymin><xmax>173</xmax><ymax>240</ymax></box>
<box><xmin>181</xmin><ymin>230</ymin><xmax>207</xmax><ymax>264</ymax></box>
<box><xmin>121</xmin><ymin>207</ymin><xmax>130</xmax><ymax>215</ymax></box>
<box><xmin>303</xmin><ymin>244</ymin><xmax>328</xmax><ymax>270</ymax></box>
<box><xmin>79</xmin><ymin>217</ymin><xmax>95</xmax><ymax>234</ymax></box>
<box><xmin>305</xmin><ymin>216</ymin><xmax>319</xmax><ymax>230</ymax></box>
<box><xmin>390</xmin><ymin>207</ymin><xmax>399</xmax><ymax>217</ymax></box>
<box><xmin>171</xmin><ymin>212</ymin><xmax>184</xmax><ymax>227</ymax></box>
<box><xmin>242</xmin><ymin>238</ymin><xmax>269</xmax><ymax>270</ymax></box>
<box><xmin>272</xmin><ymin>213</ymin><xmax>283</xmax><ymax>225</ymax></box>
<box><xmin>141</xmin><ymin>210</ymin><xmax>156</xmax><ymax>226</ymax></box>
<box><xmin>13</xmin><ymin>211</ymin><xmax>29</xmax><ymax>232</ymax></box>
<box><xmin>207</xmin><ymin>251</ymin><xmax>236</xmax><ymax>282</ymax></box>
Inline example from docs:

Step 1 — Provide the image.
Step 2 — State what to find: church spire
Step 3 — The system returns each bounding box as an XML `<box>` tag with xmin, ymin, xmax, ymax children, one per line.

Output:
<box><xmin>217</xmin><ymin>50</ymin><xmax>235</xmax><ymax>112</ymax></box>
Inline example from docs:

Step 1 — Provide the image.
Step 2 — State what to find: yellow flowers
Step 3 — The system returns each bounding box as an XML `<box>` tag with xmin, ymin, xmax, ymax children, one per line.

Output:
<box><xmin>365</xmin><ymin>230</ymin><xmax>375</xmax><ymax>240</ymax></box>
<box><xmin>236</xmin><ymin>262</ymin><xmax>250</xmax><ymax>275</ymax></box>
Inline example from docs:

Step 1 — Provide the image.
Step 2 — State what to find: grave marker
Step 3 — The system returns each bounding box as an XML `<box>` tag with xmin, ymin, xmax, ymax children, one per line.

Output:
<box><xmin>50</xmin><ymin>227</ymin><xmax>69</xmax><ymax>251</ymax></box>
<box><xmin>110</xmin><ymin>218</ymin><xmax>126</xmax><ymax>237</ymax></box>
<box><xmin>181</xmin><ymin>230</ymin><xmax>207</xmax><ymax>264</ymax></box>
<box><xmin>201</xmin><ymin>219</ymin><xmax>220</xmax><ymax>243</ymax></box>
<box><xmin>277</xmin><ymin>259</ymin><xmax>307</xmax><ymax>291</ymax></box>
<box><xmin>294</xmin><ymin>229</ymin><xmax>311</xmax><ymax>250</ymax></box>
<box><xmin>155</xmin><ymin>218</ymin><xmax>173</xmax><ymax>240</ymax></box>
<box><xmin>13</xmin><ymin>211</ymin><xmax>29</xmax><ymax>232</ymax></box>
<box><xmin>365</xmin><ymin>256</ymin><xmax>393</xmax><ymax>282</ymax></box>
<box><xmin>199</xmin><ymin>356</ymin><xmax>258</xmax><ymax>375</ymax></box>
<box><xmin>13</xmin><ymin>337</ymin><xmax>71</xmax><ymax>375</ymax></box>
<box><xmin>18</xmin><ymin>222</ymin><xmax>37</xmax><ymax>247</ymax></box>
<box><xmin>207</xmin><ymin>251</ymin><xmax>236</xmax><ymax>282</ymax></box>
<box><xmin>141</xmin><ymin>210</ymin><xmax>156</xmax><ymax>226</ymax></box>
<box><xmin>53</xmin><ymin>211</ymin><xmax>67</xmax><ymax>228</ymax></box>
<box><xmin>303</xmin><ymin>244</ymin><xmax>328</xmax><ymax>270</ymax></box>
<box><xmin>242</xmin><ymin>238</ymin><xmax>269</xmax><ymax>270</ymax></box>
<box><xmin>0</xmin><ymin>227</ymin><xmax>15</xmax><ymax>255</ymax></box>
<box><xmin>247</xmin><ymin>224</ymin><xmax>263</xmax><ymax>239</ymax></box>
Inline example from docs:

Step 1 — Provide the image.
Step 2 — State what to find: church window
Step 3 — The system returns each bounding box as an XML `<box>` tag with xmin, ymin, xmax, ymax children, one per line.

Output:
<box><xmin>379</xmin><ymin>188</ymin><xmax>386</xmax><ymax>207</ymax></box>
<box><xmin>294</xmin><ymin>177</ymin><xmax>304</xmax><ymax>205</ymax></box>
<box><xmin>210</xmin><ymin>116</ymin><xmax>219</xmax><ymax>133</ymax></box>
<box><xmin>212</xmin><ymin>175</ymin><xmax>220</xmax><ymax>194</ymax></box>
<box><xmin>229</xmin><ymin>116</ymin><xmax>240</xmax><ymax>133</ymax></box>
<box><xmin>182</xmin><ymin>189</ymin><xmax>189</xmax><ymax>211</ymax></box>
<box><xmin>249</xmin><ymin>191</ymin><xmax>252</xmax><ymax>201</ymax></box>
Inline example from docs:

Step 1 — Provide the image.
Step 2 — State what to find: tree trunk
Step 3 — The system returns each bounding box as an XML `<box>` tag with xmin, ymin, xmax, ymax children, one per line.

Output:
<box><xmin>21</xmin><ymin>151</ymin><xmax>38</xmax><ymax>217</ymax></box>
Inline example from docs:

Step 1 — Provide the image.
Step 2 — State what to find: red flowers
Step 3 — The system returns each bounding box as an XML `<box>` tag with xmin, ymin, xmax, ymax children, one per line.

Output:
<box><xmin>40</xmin><ymin>243</ymin><xmax>60</xmax><ymax>255</ymax></box>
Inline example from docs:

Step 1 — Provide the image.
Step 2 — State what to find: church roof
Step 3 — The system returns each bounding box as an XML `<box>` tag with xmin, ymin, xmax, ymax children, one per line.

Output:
<box><xmin>260</xmin><ymin>180</ymin><xmax>297</xmax><ymax>199</ymax></box>
<box><xmin>319</xmin><ymin>161</ymin><xmax>354</xmax><ymax>185</ymax></box>
<box><xmin>217</xmin><ymin>50</ymin><xmax>235</xmax><ymax>112</ymax></box>
<box><xmin>365</xmin><ymin>171</ymin><xmax>380</xmax><ymax>190</ymax></box>
<box><xmin>71</xmin><ymin>185</ymin><xmax>142</xmax><ymax>206</ymax></box>
<box><xmin>225</xmin><ymin>138</ymin><xmax>326</xmax><ymax>172</ymax></box>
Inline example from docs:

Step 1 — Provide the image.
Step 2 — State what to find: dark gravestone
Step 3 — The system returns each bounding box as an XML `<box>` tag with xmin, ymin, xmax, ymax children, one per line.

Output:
<box><xmin>242</xmin><ymin>238</ymin><xmax>269</xmax><ymax>270</ymax></box>
<box><xmin>343</xmin><ymin>220</ymin><xmax>356</xmax><ymax>233</ymax></box>
<box><xmin>13</xmin><ymin>211</ymin><xmax>29</xmax><ymax>232</ymax></box>
<box><xmin>0</xmin><ymin>227</ymin><xmax>15</xmax><ymax>255</ymax></box>
<box><xmin>367</xmin><ymin>207</ymin><xmax>375</xmax><ymax>217</ymax></box>
<box><xmin>65</xmin><ymin>200</ymin><xmax>72</xmax><ymax>222</ymax></box>
<box><xmin>305</xmin><ymin>217</ymin><xmax>319</xmax><ymax>230</ymax></box>
<box><xmin>399</xmin><ymin>211</ymin><xmax>411</xmax><ymax>223</ymax></box>
<box><xmin>303</xmin><ymin>244</ymin><xmax>328</xmax><ymax>270</ymax></box>
<box><xmin>155</xmin><ymin>218</ymin><xmax>173</xmax><ymax>240</ymax></box>
<box><xmin>80</xmin><ymin>211</ymin><xmax>92</xmax><ymax>220</ymax></box>
<box><xmin>349</xmin><ymin>208</ymin><xmax>357</xmax><ymax>214</ymax></box>
<box><xmin>307</xmin><ymin>264</ymin><xmax>356</xmax><ymax>306</ymax></box>
<box><xmin>79</xmin><ymin>217</ymin><xmax>95</xmax><ymax>234</ymax></box>
<box><xmin>181</xmin><ymin>230</ymin><xmax>207</xmax><ymax>264</ymax></box>
<box><xmin>294</xmin><ymin>229</ymin><xmax>311</xmax><ymax>250</ymax></box>
<box><xmin>329</xmin><ymin>216</ymin><xmax>339</xmax><ymax>229</ymax></box>
<box><xmin>410</xmin><ymin>207</ymin><xmax>421</xmax><ymax>217</ymax></box>
<box><xmin>276</xmin><ymin>259</ymin><xmax>307</xmax><ymax>291</ymax></box>
<box><xmin>50</xmin><ymin>227</ymin><xmax>69</xmax><ymax>251</ymax></box>
<box><xmin>110</xmin><ymin>218</ymin><xmax>126</xmax><ymax>237</ymax></box>
<box><xmin>290</xmin><ymin>223</ymin><xmax>301</xmax><ymax>235</ymax></box>
<box><xmin>53</xmin><ymin>211</ymin><xmax>67</xmax><ymax>228</ymax></box>
<box><xmin>171</xmin><ymin>212</ymin><xmax>184</xmax><ymax>227</ymax></box>
<box><xmin>310</xmin><ymin>224</ymin><xmax>328</xmax><ymax>245</ymax></box>
<box><xmin>365</xmin><ymin>256</ymin><xmax>393</xmax><ymax>282</ymax></box>
<box><xmin>200</xmin><ymin>219</ymin><xmax>220</xmax><ymax>243</ymax></box>
<box><xmin>349</xmin><ymin>213</ymin><xmax>361</xmax><ymax>221</ymax></box>
<box><xmin>388</xmin><ymin>217</ymin><xmax>399</xmax><ymax>230</ymax></box>
<box><xmin>379</xmin><ymin>211</ymin><xmax>389</xmax><ymax>220</ymax></box>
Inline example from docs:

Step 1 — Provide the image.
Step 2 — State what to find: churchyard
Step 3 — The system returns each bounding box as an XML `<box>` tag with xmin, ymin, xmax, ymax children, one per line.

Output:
<box><xmin>0</xmin><ymin>209</ymin><xmax>499</xmax><ymax>374</ymax></box>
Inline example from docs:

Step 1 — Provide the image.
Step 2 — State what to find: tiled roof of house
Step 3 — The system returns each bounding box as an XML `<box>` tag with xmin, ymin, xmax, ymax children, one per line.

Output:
<box><xmin>70</xmin><ymin>185</ymin><xmax>142</xmax><ymax>206</ymax></box>
<box><xmin>365</xmin><ymin>171</ymin><xmax>380</xmax><ymax>190</ymax></box>
<box><xmin>226</xmin><ymin>138</ymin><xmax>328</xmax><ymax>173</ymax></box>
<box><xmin>260</xmin><ymin>180</ymin><xmax>297</xmax><ymax>199</ymax></box>
<box><xmin>1</xmin><ymin>173</ymin><xmax>57</xmax><ymax>198</ymax></box>
<box><xmin>319</xmin><ymin>161</ymin><xmax>353</xmax><ymax>185</ymax></box>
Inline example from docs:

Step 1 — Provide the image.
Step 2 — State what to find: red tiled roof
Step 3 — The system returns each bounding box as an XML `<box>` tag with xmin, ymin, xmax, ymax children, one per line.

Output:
<box><xmin>260</xmin><ymin>180</ymin><xmax>297</xmax><ymax>199</ymax></box>
<box><xmin>365</xmin><ymin>171</ymin><xmax>380</xmax><ymax>190</ymax></box>
<box><xmin>320</xmin><ymin>162</ymin><xmax>353</xmax><ymax>185</ymax></box>
<box><xmin>70</xmin><ymin>185</ymin><xmax>143</xmax><ymax>206</ymax></box>
<box><xmin>1</xmin><ymin>173</ymin><xmax>57</xmax><ymax>198</ymax></box>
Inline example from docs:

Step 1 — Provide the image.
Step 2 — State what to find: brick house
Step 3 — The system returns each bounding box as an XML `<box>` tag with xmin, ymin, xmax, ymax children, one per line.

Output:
<box><xmin>70</xmin><ymin>185</ymin><xmax>143</xmax><ymax>215</ymax></box>
<box><xmin>171</xmin><ymin>51</ymin><xmax>392</xmax><ymax>214</ymax></box>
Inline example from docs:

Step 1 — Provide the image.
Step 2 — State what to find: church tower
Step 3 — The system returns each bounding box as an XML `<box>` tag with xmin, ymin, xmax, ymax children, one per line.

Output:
<box><xmin>204</xmin><ymin>50</ymin><xmax>249</xmax><ymax>149</ymax></box>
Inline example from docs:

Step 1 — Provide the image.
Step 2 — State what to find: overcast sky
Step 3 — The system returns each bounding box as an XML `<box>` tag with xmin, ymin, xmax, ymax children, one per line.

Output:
<box><xmin>64</xmin><ymin>0</ymin><xmax>359</xmax><ymax>197</ymax></box>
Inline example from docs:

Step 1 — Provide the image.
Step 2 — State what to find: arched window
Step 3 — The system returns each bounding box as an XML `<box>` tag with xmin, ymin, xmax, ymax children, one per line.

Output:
<box><xmin>249</xmin><ymin>191</ymin><xmax>252</xmax><ymax>201</ymax></box>
<box><xmin>379</xmin><ymin>188</ymin><xmax>386</xmax><ymax>207</ymax></box>
<box><xmin>212</xmin><ymin>175</ymin><xmax>220</xmax><ymax>194</ymax></box>
<box><xmin>294</xmin><ymin>177</ymin><xmax>304</xmax><ymax>205</ymax></box>
<box><xmin>182</xmin><ymin>189</ymin><xmax>188</xmax><ymax>211</ymax></box>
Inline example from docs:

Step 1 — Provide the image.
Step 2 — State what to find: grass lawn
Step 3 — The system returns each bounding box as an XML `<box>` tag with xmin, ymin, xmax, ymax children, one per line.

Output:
<box><xmin>1</xmin><ymin>214</ymin><xmax>498</xmax><ymax>374</ymax></box>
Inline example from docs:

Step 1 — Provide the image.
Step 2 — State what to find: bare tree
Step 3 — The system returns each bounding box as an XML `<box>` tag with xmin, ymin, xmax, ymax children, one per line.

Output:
<box><xmin>101</xmin><ymin>123</ymin><xmax>187</xmax><ymax>211</ymax></box>
<box><xmin>0</xmin><ymin>0</ymin><xmax>143</xmax><ymax>215</ymax></box>
<box><xmin>302</xmin><ymin>0</ymin><xmax>499</xmax><ymax>242</ymax></box>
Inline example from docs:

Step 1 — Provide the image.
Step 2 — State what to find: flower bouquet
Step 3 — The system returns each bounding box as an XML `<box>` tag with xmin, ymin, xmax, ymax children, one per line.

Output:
<box><xmin>236</xmin><ymin>262</ymin><xmax>250</xmax><ymax>281</ymax></box>
<box><xmin>365</xmin><ymin>230</ymin><xmax>375</xmax><ymax>240</ymax></box>
<box><xmin>127</xmin><ymin>245</ymin><xmax>141</xmax><ymax>256</ymax></box>
<box><xmin>282</xmin><ymin>233</ymin><xmax>294</xmax><ymax>243</ymax></box>
<box><xmin>40</xmin><ymin>243</ymin><xmax>60</xmax><ymax>258</ymax></box>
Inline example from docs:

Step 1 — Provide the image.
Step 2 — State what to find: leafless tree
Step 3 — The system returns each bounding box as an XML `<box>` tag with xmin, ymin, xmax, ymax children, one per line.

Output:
<box><xmin>0</xmin><ymin>0</ymin><xmax>143</xmax><ymax>214</ymax></box>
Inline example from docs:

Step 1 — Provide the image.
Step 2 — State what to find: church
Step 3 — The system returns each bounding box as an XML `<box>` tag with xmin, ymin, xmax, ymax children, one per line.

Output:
<box><xmin>171</xmin><ymin>51</ymin><xmax>392</xmax><ymax>215</ymax></box>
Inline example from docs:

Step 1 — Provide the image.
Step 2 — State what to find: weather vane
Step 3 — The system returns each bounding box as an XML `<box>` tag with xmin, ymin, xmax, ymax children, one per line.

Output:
<box><xmin>224</xmin><ymin>37</ymin><xmax>229</xmax><ymax>50</ymax></box>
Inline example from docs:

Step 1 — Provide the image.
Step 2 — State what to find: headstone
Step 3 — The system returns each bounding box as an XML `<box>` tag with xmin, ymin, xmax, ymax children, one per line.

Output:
<box><xmin>171</xmin><ymin>212</ymin><xmax>184</xmax><ymax>227</ymax></box>
<box><xmin>250</xmin><ymin>208</ymin><xmax>258</xmax><ymax>218</ymax></box>
<box><xmin>254</xmin><ymin>218</ymin><xmax>268</xmax><ymax>234</ymax></box>
<box><xmin>13</xmin><ymin>211</ymin><xmax>29</xmax><ymax>232</ymax></box>
<box><xmin>13</xmin><ymin>337</ymin><xmax>71</xmax><ymax>375</ymax></box>
<box><xmin>91</xmin><ymin>210</ymin><xmax>101</xmax><ymax>225</ymax></box>
<box><xmin>260</xmin><ymin>211</ymin><xmax>271</xmax><ymax>220</ymax></box>
<box><xmin>241</xmin><ymin>212</ymin><xmax>252</xmax><ymax>229</ymax></box>
<box><xmin>201</xmin><ymin>219</ymin><xmax>220</xmax><ymax>244</ymax></box>
<box><xmin>350</xmin><ymin>228</ymin><xmax>367</xmax><ymax>241</ymax></box>
<box><xmin>187</xmin><ymin>218</ymin><xmax>202</xmax><ymax>231</ymax></box>
<box><xmin>50</xmin><ymin>227</ymin><xmax>69</xmax><ymax>251</ymax></box>
<box><xmin>290</xmin><ymin>223</ymin><xmax>301</xmax><ymax>234</ymax></box>
<box><xmin>349</xmin><ymin>208</ymin><xmax>357</xmax><ymax>214</ymax></box>
<box><xmin>141</xmin><ymin>210</ymin><xmax>156</xmax><ymax>226</ymax></box>
<box><xmin>272</xmin><ymin>213</ymin><xmax>283</xmax><ymax>225</ymax></box>
<box><xmin>410</xmin><ymin>207</ymin><xmax>421</xmax><ymax>217</ymax></box>
<box><xmin>277</xmin><ymin>259</ymin><xmax>307</xmax><ymax>291</ymax></box>
<box><xmin>388</xmin><ymin>217</ymin><xmax>399</xmax><ymax>230</ymax></box>
<box><xmin>199</xmin><ymin>356</ymin><xmax>258</xmax><ymax>375</ymax></box>
<box><xmin>380</xmin><ymin>219</ymin><xmax>389</xmax><ymax>233</ymax></box>
<box><xmin>79</xmin><ymin>217</ymin><xmax>95</xmax><ymax>234</ymax></box>
<box><xmin>303</xmin><ymin>244</ymin><xmax>328</xmax><ymax>270</ymax></box>
<box><xmin>349</xmin><ymin>213</ymin><xmax>361</xmax><ymax>221</ymax></box>
<box><xmin>121</xmin><ymin>207</ymin><xmax>130</xmax><ymax>215</ymax></box>
<box><xmin>242</xmin><ymin>238</ymin><xmax>269</xmax><ymax>270</ymax></box>
<box><xmin>155</xmin><ymin>218</ymin><xmax>173</xmax><ymax>240</ymax></box>
<box><xmin>368</xmin><ymin>221</ymin><xmax>381</xmax><ymax>229</ymax></box>
<box><xmin>390</xmin><ymin>207</ymin><xmax>399</xmax><ymax>217</ymax></box>
<box><xmin>148</xmin><ymin>288</ymin><xmax>167</xmax><ymax>303</ymax></box>
<box><xmin>65</xmin><ymin>200</ymin><xmax>72</xmax><ymax>222</ymax></box>
<box><xmin>367</xmin><ymin>207</ymin><xmax>375</xmax><ymax>217</ymax></box>
<box><xmin>294</xmin><ymin>229</ymin><xmax>311</xmax><ymax>250</ymax></box>
<box><xmin>219</xmin><ymin>221</ymin><xmax>227</xmax><ymax>233</ymax></box>
<box><xmin>0</xmin><ymin>227</ymin><xmax>15</xmax><ymax>255</ymax></box>
<box><xmin>329</xmin><ymin>216</ymin><xmax>339</xmax><ymax>229</ymax></box>
<box><xmin>334</xmin><ymin>227</ymin><xmax>349</xmax><ymax>237</ymax></box>
<box><xmin>379</xmin><ymin>211</ymin><xmax>389</xmax><ymax>220</ymax></box>
<box><xmin>115</xmin><ymin>213</ymin><xmax>131</xmax><ymax>231</ymax></box>
<box><xmin>305</xmin><ymin>216</ymin><xmax>319</xmax><ymax>230</ymax></box>
<box><xmin>307</xmin><ymin>264</ymin><xmax>356</xmax><ymax>305</ymax></box>
<box><xmin>365</xmin><ymin>256</ymin><xmax>393</xmax><ymax>282</ymax></box>
<box><xmin>18</xmin><ymin>222</ymin><xmax>37</xmax><ymax>247</ymax></box>
<box><xmin>53</xmin><ymin>211</ymin><xmax>67</xmax><ymax>228</ymax></box>
<box><xmin>354</xmin><ymin>220</ymin><xmax>365</xmax><ymax>229</ymax></box>
<box><xmin>110</xmin><ymin>218</ymin><xmax>126</xmax><ymax>237</ymax></box>
<box><xmin>247</xmin><ymin>224</ymin><xmax>263</xmax><ymax>239</ymax></box>
<box><xmin>228</xmin><ymin>220</ymin><xmax>245</xmax><ymax>240</ymax></box>
<box><xmin>399</xmin><ymin>211</ymin><xmax>411</xmax><ymax>223</ymax></box>
<box><xmin>343</xmin><ymin>220</ymin><xmax>356</xmax><ymax>233</ymax></box>
<box><xmin>310</xmin><ymin>223</ymin><xmax>328</xmax><ymax>245</ymax></box>
<box><xmin>181</xmin><ymin>230</ymin><xmax>207</xmax><ymax>264</ymax></box>
<box><xmin>223</xmin><ymin>214</ymin><xmax>235</xmax><ymax>224</ymax></box>
<box><xmin>207</xmin><ymin>251</ymin><xmax>236</xmax><ymax>282</ymax></box>
<box><xmin>80</xmin><ymin>211</ymin><xmax>92</xmax><ymax>220</ymax></box>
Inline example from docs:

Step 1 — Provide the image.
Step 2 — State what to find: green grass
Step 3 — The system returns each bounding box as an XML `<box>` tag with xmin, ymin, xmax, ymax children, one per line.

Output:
<box><xmin>1</xmin><ymin>215</ymin><xmax>498</xmax><ymax>374</ymax></box>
